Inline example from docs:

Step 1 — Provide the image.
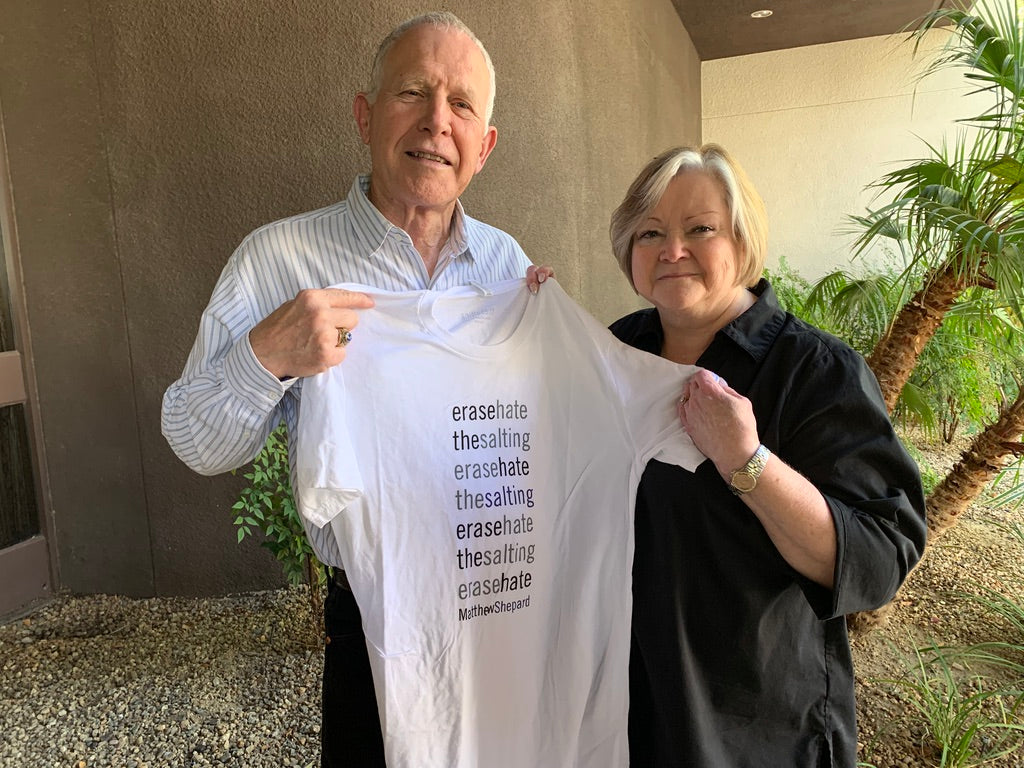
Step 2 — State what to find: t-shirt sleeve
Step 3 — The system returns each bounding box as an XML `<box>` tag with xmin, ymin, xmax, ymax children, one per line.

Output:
<box><xmin>293</xmin><ymin>366</ymin><xmax>365</xmax><ymax>527</ymax></box>
<box><xmin>594</xmin><ymin>323</ymin><xmax>706</xmax><ymax>472</ymax></box>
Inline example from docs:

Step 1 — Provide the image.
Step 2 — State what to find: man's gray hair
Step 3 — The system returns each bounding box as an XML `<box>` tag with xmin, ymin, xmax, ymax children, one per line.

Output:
<box><xmin>366</xmin><ymin>12</ymin><xmax>497</xmax><ymax>126</ymax></box>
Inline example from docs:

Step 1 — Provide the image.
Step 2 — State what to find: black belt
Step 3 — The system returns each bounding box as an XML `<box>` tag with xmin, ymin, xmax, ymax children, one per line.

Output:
<box><xmin>331</xmin><ymin>568</ymin><xmax>353</xmax><ymax>591</ymax></box>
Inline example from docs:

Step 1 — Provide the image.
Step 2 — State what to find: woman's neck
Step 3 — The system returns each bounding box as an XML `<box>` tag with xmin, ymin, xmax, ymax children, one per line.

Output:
<box><xmin>658</xmin><ymin>288</ymin><xmax>756</xmax><ymax>365</ymax></box>
<box><xmin>660</xmin><ymin>334</ymin><xmax>710</xmax><ymax>365</ymax></box>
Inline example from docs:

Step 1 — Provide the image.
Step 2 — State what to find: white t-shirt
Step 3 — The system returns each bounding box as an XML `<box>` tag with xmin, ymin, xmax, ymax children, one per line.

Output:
<box><xmin>296</xmin><ymin>278</ymin><xmax>704</xmax><ymax>768</ymax></box>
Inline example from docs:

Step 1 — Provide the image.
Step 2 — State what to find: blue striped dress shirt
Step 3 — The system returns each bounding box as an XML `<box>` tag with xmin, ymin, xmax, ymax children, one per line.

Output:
<box><xmin>162</xmin><ymin>175</ymin><xmax>532</xmax><ymax>564</ymax></box>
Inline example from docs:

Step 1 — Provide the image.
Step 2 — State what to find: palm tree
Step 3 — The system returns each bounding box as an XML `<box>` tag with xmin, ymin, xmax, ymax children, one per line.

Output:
<box><xmin>855</xmin><ymin>138</ymin><xmax>1024</xmax><ymax>414</ymax></box>
<box><xmin>851</xmin><ymin>1</ymin><xmax>1024</xmax><ymax>413</ymax></box>
<box><xmin>926</xmin><ymin>385</ymin><xmax>1024</xmax><ymax>538</ymax></box>
<box><xmin>805</xmin><ymin>268</ymin><xmax>1023</xmax><ymax>438</ymax></box>
<box><xmin>847</xmin><ymin>383</ymin><xmax>1024</xmax><ymax>633</ymax></box>
<box><xmin>816</xmin><ymin>0</ymin><xmax>1024</xmax><ymax>631</ymax></box>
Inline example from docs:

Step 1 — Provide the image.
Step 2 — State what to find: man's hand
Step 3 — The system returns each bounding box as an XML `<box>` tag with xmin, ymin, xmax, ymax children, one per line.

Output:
<box><xmin>249</xmin><ymin>288</ymin><xmax>376</xmax><ymax>379</ymax></box>
<box><xmin>526</xmin><ymin>265</ymin><xmax>555</xmax><ymax>294</ymax></box>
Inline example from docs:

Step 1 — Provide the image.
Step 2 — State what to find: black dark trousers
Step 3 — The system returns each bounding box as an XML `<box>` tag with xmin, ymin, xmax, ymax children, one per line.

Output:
<box><xmin>321</xmin><ymin>571</ymin><xmax>386</xmax><ymax>767</ymax></box>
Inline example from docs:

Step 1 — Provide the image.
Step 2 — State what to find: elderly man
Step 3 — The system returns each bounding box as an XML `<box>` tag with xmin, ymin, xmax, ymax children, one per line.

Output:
<box><xmin>162</xmin><ymin>12</ymin><xmax>545</xmax><ymax>767</ymax></box>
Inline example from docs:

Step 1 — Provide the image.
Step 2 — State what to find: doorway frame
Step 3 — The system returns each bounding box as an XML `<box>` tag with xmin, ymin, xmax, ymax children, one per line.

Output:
<box><xmin>0</xmin><ymin>103</ymin><xmax>57</xmax><ymax>618</ymax></box>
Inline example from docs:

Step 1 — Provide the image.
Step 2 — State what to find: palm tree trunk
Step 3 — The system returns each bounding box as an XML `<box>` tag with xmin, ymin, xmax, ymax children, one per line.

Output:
<box><xmin>866</xmin><ymin>261</ymin><xmax>968</xmax><ymax>413</ymax></box>
<box><xmin>305</xmin><ymin>556</ymin><xmax>325</xmax><ymax>646</ymax></box>
<box><xmin>849</xmin><ymin>383</ymin><xmax>1024</xmax><ymax>635</ymax></box>
<box><xmin>926</xmin><ymin>384</ymin><xmax>1024</xmax><ymax>539</ymax></box>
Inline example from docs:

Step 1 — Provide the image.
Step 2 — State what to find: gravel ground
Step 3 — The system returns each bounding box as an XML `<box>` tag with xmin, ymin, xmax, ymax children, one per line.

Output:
<box><xmin>0</xmin><ymin>589</ymin><xmax>324</xmax><ymax>767</ymax></box>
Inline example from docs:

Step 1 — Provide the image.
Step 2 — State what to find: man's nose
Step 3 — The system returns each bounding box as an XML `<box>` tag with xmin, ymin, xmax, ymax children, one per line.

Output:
<box><xmin>419</xmin><ymin>96</ymin><xmax>453</xmax><ymax>135</ymax></box>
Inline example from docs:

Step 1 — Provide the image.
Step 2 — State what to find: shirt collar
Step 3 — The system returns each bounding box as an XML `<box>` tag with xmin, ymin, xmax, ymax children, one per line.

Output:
<box><xmin>627</xmin><ymin>308</ymin><xmax>666</xmax><ymax>356</ymax></box>
<box><xmin>447</xmin><ymin>198</ymin><xmax>470</xmax><ymax>260</ymax></box>
<box><xmin>630</xmin><ymin>279</ymin><xmax>786</xmax><ymax>364</ymax></box>
<box><xmin>714</xmin><ymin>278</ymin><xmax>787</xmax><ymax>363</ymax></box>
<box><xmin>350</xmin><ymin>175</ymin><xmax>472</xmax><ymax>262</ymax></box>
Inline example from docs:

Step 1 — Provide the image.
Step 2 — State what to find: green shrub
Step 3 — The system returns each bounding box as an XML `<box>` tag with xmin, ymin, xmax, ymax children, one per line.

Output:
<box><xmin>787</xmin><ymin>257</ymin><xmax>1023</xmax><ymax>441</ymax></box>
<box><xmin>883</xmin><ymin>640</ymin><xmax>1024</xmax><ymax>767</ymax></box>
<box><xmin>232</xmin><ymin>423</ymin><xmax>318</xmax><ymax>585</ymax></box>
<box><xmin>233</xmin><ymin>423</ymin><xmax>325</xmax><ymax>637</ymax></box>
<box><xmin>764</xmin><ymin>255</ymin><xmax>813</xmax><ymax>315</ymax></box>
<box><xmin>903</xmin><ymin>441</ymin><xmax>943</xmax><ymax>496</ymax></box>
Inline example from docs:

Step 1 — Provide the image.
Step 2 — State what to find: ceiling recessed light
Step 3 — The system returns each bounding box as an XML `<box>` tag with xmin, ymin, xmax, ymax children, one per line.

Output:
<box><xmin>750</xmin><ymin>9</ymin><xmax>773</xmax><ymax>18</ymax></box>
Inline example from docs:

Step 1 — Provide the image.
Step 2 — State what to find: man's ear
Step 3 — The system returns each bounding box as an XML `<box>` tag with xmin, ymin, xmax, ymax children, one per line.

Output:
<box><xmin>474</xmin><ymin>125</ymin><xmax>499</xmax><ymax>174</ymax></box>
<box><xmin>353</xmin><ymin>93</ymin><xmax>372</xmax><ymax>145</ymax></box>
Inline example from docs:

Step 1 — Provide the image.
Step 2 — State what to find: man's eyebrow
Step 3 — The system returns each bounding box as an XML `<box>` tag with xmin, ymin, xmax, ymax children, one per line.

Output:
<box><xmin>393</xmin><ymin>76</ymin><xmax>428</xmax><ymax>90</ymax></box>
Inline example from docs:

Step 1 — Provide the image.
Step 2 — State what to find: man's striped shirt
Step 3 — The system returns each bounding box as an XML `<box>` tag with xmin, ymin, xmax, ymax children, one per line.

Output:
<box><xmin>162</xmin><ymin>175</ymin><xmax>532</xmax><ymax>564</ymax></box>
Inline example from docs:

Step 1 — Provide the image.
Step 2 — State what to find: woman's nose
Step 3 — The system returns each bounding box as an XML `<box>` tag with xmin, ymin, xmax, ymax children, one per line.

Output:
<box><xmin>659</xmin><ymin>234</ymin><xmax>688</xmax><ymax>262</ymax></box>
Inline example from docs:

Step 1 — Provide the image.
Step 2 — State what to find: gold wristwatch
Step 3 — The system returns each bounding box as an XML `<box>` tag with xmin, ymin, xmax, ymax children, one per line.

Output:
<box><xmin>728</xmin><ymin>444</ymin><xmax>771</xmax><ymax>495</ymax></box>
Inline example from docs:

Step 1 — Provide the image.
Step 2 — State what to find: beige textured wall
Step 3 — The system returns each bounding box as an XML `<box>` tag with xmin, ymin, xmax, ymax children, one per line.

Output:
<box><xmin>702</xmin><ymin>32</ymin><xmax>991</xmax><ymax>280</ymax></box>
<box><xmin>0</xmin><ymin>0</ymin><xmax>699</xmax><ymax>595</ymax></box>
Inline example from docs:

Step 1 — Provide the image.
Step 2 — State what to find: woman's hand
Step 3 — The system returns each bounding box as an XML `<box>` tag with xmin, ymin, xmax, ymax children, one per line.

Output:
<box><xmin>678</xmin><ymin>368</ymin><xmax>837</xmax><ymax>587</ymax></box>
<box><xmin>526</xmin><ymin>265</ymin><xmax>555</xmax><ymax>294</ymax></box>
<box><xmin>677</xmin><ymin>369</ymin><xmax>760</xmax><ymax>481</ymax></box>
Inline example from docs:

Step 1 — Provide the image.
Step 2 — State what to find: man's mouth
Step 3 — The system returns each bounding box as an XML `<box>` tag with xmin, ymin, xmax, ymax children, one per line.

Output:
<box><xmin>407</xmin><ymin>150</ymin><xmax>451</xmax><ymax>165</ymax></box>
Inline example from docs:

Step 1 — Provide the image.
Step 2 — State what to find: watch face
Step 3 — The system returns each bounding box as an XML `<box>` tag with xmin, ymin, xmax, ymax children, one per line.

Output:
<box><xmin>731</xmin><ymin>472</ymin><xmax>757</xmax><ymax>493</ymax></box>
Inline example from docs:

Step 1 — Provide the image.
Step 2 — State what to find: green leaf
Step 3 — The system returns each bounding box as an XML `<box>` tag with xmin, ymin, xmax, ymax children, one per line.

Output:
<box><xmin>229</xmin><ymin>422</ymin><xmax>314</xmax><ymax>586</ymax></box>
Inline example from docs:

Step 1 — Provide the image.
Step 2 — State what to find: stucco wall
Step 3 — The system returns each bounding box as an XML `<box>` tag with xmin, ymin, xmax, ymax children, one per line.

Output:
<box><xmin>0</xmin><ymin>0</ymin><xmax>699</xmax><ymax>595</ymax></box>
<box><xmin>702</xmin><ymin>31</ymin><xmax>991</xmax><ymax>280</ymax></box>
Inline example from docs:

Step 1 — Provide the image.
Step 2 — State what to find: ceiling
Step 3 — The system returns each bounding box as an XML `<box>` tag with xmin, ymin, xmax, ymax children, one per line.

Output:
<box><xmin>671</xmin><ymin>0</ymin><xmax>950</xmax><ymax>60</ymax></box>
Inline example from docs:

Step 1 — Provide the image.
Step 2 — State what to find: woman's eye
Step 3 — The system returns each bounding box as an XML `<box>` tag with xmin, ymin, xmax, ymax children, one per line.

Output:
<box><xmin>691</xmin><ymin>225</ymin><xmax>715</xmax><ymax>234</ymax></box>
<box><xmin>636</xmin><ymin>230</ymin><xmax>661</xmax><ymax>241</ymax></box>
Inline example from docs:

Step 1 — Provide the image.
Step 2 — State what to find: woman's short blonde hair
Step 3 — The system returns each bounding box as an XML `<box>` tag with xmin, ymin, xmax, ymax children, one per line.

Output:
<box><xmin>609</xmin><ymin>144</ymin><xmax>768</xmax><ymax>291</ymax></box>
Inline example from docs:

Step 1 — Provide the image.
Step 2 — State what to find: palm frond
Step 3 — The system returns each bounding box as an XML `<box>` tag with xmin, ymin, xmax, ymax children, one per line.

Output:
<box><xmin>909</xmin><ymin>2</ymin><xmax>1024</xmax><ymax>127</ymax></box>
<box><xmin>987</xmin><ymin>243</ymin><xmax>1024</xmax><ymax>322</ymax></box>
<box><xmin>913</xmin><ymin>199</ymin><xmax>1005</xmax><ymax>258</ymax></box>
<box><xmin>805</xmin><ymin>269</ymin><xmax>898</xmax><ymax>346</ymax></box>
<box><xmin>874</xmin><ymin>158</ymin><xmax>961</xmax><ymax>194</ymax></box>
<box><xmin>896</xmin><ymin>379</ymin><xmax>938</xmax><ymax>432</ymax></box>
<box><xmin>986</xmin><ymin>157</ymin><xmax>1024</xmax><ymax>201</ymax></box>
<box><xmin>803</xmin><ymin>270</ymin><xmax>855</xmax><ymax>315</ymax></box>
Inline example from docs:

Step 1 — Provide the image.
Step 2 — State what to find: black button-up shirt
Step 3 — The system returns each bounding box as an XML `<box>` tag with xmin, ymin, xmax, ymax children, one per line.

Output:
<box><xmin>611</xmin><ymin>280</ymin><xmax>926</xmax><ymax>767</ymax></box>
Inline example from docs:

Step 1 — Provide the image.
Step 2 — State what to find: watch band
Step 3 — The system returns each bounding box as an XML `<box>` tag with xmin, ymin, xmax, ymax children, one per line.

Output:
<box><xmin>729</xmin><ymin>444</ymin><xmax>771</xmax><ymax>495</ymax></box>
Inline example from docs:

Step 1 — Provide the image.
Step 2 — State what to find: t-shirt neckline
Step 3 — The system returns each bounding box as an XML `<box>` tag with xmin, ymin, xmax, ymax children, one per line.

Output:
<box><xmin>415</xmin><ymin>278</ymin><xmax>540</xmax><ymax>360</ymax></box>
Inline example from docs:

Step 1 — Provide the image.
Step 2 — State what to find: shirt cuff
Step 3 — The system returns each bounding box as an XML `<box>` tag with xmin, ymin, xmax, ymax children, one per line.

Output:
<box><xmin>223</xmin><ymin>332</ymin><xmax>295</xmax><ymax>411</ymax></box>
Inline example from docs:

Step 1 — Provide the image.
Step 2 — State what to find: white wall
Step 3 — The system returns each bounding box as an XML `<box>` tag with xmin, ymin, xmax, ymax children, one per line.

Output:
<box><xmin>702</xmin><ymin>31</ymin><xmax>992</xmax><ymax>280</ymax></box>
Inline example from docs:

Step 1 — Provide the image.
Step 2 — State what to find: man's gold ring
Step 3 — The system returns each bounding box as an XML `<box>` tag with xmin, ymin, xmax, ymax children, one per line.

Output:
<box><xmin>336</xmin><ymin>327</ymin><xmax>353</xmax><ymax>348</ymax></box>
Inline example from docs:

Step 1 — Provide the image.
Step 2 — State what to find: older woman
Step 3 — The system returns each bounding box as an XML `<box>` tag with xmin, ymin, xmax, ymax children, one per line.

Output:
<box><xmin>609</xmin><ymin>144</ymin><xmax>927</xmax><ymax>767</ymax></box>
